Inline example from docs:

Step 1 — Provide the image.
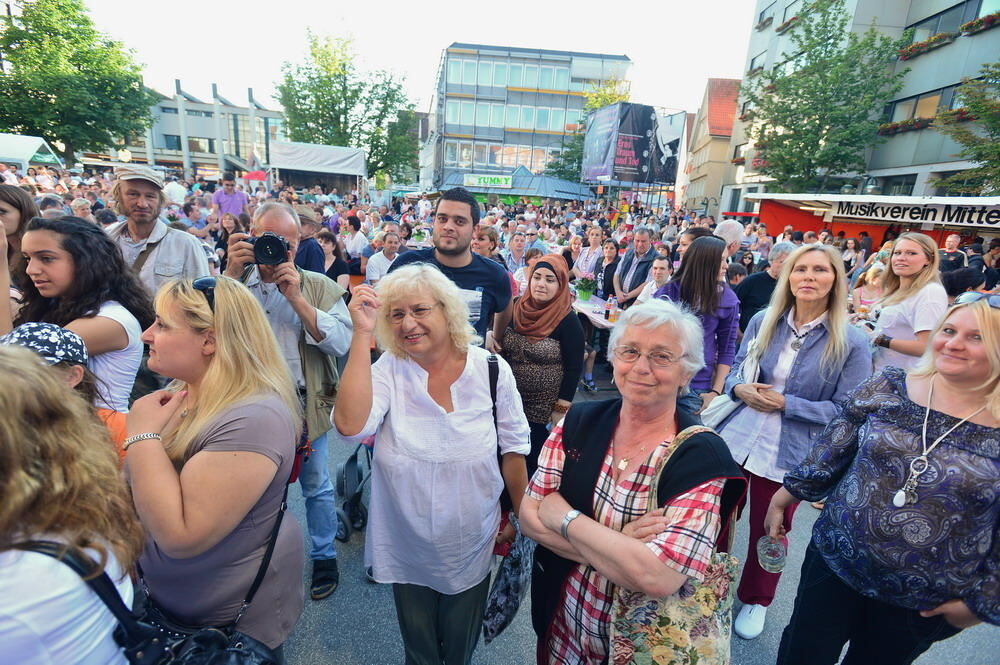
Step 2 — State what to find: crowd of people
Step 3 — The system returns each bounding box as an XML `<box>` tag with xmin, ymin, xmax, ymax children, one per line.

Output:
<box><xmin>0</xmin><ymin>163</ymin><xmax>997</xmax><ymax>665</ymax></box>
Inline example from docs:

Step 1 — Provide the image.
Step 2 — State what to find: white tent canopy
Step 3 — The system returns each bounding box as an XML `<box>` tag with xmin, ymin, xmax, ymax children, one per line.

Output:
<box><xmin>0</xmin><ymin>133</ymin><xmax>64</xmax><ymax>170</ymax></box>
<box><xmin>267</xmin><ymin>141</ymin><xmax>366</xmax><ymax>178</ymax></box>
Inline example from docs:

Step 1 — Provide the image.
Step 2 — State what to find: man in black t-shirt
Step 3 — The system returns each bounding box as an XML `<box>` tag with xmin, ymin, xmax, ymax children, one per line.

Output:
<box><xmin>733</xmin><ymin>241</ymin><xmax>796</xmax><ymax>331</ymax></box>
<box><xmin>388</xmin><ymin>188</ymin><xmax>511</xmax><ymax>344</ymax></box>
<box><xmin>939</xmin><ymin>233</ymin><xmax>968</xmax><ymax>272</ymax></box>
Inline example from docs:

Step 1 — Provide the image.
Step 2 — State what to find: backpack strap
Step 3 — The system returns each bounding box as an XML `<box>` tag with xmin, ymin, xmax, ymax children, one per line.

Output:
<box><xmin>488</xmin><ymin>353</ymin><xmax>499</xmax><ymax>433</ymax></box>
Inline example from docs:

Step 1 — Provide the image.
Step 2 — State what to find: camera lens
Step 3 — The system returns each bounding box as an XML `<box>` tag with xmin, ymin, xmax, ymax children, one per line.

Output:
<box><xmin>254</xmin><ymin>233</ymin><xmax>288</xmax><ymax>265</ymax></box>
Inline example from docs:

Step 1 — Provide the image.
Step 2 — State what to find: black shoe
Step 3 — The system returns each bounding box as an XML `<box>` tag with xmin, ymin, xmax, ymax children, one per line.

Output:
<box><xmin>310</xmin><ymin>558</ymin><xmax>339</xmax><ymax>600</ymax></box>
<box><xmin>583</xmin><ymin>378</ymin><xmax>597</xmax><ymax>392</ymax></box>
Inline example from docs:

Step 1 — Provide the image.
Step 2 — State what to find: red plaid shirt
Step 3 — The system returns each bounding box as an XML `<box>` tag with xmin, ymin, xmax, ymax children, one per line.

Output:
<box><xmin>526</xmin><ymin>423</ymin><xmax>724</xmax><ymax>665</ymax></box>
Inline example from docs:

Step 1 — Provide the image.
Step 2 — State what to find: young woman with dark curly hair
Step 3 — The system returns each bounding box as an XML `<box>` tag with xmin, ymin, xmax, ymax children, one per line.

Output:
<box><xmin>7</xmin><ymin>216</ymin><xmax>154</xmax><ymax>412</ymax></box>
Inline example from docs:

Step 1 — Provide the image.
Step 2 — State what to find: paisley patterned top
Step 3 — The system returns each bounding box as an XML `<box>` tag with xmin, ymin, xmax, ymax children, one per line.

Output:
<box><xmin>784</xmin><ymin>367</ymin><xmax>1000</xmax><ymax>624</ymax></box>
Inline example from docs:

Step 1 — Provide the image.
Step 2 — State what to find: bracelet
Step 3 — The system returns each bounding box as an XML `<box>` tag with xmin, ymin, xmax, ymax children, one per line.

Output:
<box><xmin>560</xmin><ymin>509</ymin><xmax>582</xmax><ymax>540</ymax></box>
<box><xmin>874</xmin><ymin>334</ymin><xmax>893</xmax><ymax>349</ymax></box>
<box><xmin>705</xmin><ymin>389</ymin><xmax>721</xmax><ymax>396</ymax></box>
<box><xmin>123</xmin><ymin>432</ymin><xmax>161</xmax><ymax>451</ymax></box>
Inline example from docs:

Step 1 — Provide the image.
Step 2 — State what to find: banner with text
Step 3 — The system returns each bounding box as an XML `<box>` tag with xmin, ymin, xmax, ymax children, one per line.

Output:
<box><xmin>582</xmin><ymin>102</ymin><xmax>684</xmax><ymax>185</ymax></box>
<box><xmin>833</xmin><ymin>200</ymin><xmax>1000</xmax><ymax>229</ymax></box>
<box><xmin>463</xmin><ymin>173</ymin><xmax>513</xmax><ymax>189</ymax></box>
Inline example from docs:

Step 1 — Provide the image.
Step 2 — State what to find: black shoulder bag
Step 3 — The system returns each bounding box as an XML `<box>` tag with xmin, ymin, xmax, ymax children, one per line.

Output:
<box><xmin>16</xmin><ymin>483</ymin><xmax>288</xmax><ymax>665</ymax></box>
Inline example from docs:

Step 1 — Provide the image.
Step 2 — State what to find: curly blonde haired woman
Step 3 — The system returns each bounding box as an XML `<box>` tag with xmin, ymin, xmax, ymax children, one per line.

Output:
<box><xmin>125</xmin><ymin>276</ymin><xmax>304</xmax><ymax>659</ymax></box>
<box><xmin>0</xmin><ymin>345</ymin><xmax>144</xmax><ymax>664</ymax></box>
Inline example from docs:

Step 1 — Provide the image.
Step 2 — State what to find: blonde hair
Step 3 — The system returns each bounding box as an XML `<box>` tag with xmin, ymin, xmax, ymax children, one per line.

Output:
<box><xmin>880</xmin><ymin>232</ymin><xmax>941</xmax><ymax>307</ymax></box>
<box><xmin>856</xmin><ymin>264</ymin><xmax>885</xmax><ymax>290</ymax></box>
<box><xmin>749</xmin><ymin>244</ymin><xmax>850</xmax><ymax>375</ymax></box>
<box><xmin>110</xmin><ymin>179</ymin><xmax>167</xmax><ymax>216</ymax></box>
<box><xmin>155</xmin><ymin>278</ymin><xmax>300</xmax><ymax>462</ymax></box>
<box><xmin>0</xmin><ymin>346</ymin><xmax>144</xmax><ymax>576</ymax></box>
<box><xmin>374</xmin><ymin>263</ymin><xmax>480</xmax><ymax>357</ymax></box>
<box><xmin>911</xmin><ymin>299</ymin><xmax>1000</xmax><ymax>419</ymax></box>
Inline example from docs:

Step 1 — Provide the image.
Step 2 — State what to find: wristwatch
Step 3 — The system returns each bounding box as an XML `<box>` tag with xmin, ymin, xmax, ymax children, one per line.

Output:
<box><xmin>560</xmin><ymin>509</ymin><xmax>582</xmax><ymax>540</ymax></box>
<box><xmin>874</xmin><ymin>334</ymin><xmax>893</xmax><ymax>349</ymax></box>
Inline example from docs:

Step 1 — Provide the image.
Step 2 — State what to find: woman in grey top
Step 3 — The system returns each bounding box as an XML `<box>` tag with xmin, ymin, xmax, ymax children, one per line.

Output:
<box><xmin>125</xmin><ymin>276</ymin><xmax>304</xmax><ymax>656</ymax></box>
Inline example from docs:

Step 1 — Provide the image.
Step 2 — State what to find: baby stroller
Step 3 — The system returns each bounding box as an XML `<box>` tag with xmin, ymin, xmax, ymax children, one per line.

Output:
<box><xmin>335</xmin><ymin>438</ymin><xmax>373</xmax><ymax>542</ymax></box>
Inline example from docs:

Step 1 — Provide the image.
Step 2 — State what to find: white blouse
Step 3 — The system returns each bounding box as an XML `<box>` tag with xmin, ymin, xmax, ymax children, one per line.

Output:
<box><xmin>333</xmin><ymin>345</ymin><xmax>531</xmax><ymax>594</ymax></box>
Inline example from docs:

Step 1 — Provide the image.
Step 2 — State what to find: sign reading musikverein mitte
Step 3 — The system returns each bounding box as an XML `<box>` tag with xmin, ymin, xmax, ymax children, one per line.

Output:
<box><xmin>834</xmin><ymin>200</ymin><xmax>1000</xmax><ymax>227</ymax></box>
<box><xmin>463</xmin><ymin>174</ymin><xmax>513</xmax><ymax>188</ymax></box>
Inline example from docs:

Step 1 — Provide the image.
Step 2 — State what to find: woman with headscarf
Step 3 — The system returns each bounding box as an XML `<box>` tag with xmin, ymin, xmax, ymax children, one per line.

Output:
<box><xmin>502</xmin><ymin>254</ymin><xmax>585</xmax><ymax>474</ymax></box>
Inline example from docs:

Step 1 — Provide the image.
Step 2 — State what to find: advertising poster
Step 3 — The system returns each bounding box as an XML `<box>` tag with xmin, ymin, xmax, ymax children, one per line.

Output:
<box><xmin>582</xmin><ymin>102</ymin><xmax>684</xmax><ymax>185</ymax></box>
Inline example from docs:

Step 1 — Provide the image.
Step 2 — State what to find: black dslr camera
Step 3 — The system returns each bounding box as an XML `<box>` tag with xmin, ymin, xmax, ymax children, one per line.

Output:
<box><xmin>247</xmin><ymin>232</ymin><xmax>289</xmax><ymax>265</ymax></box>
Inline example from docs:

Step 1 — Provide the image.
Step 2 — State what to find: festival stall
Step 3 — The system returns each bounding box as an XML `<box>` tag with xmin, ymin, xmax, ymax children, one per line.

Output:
<box><xmin>266</xmin><ymin>141</ymin><xmax>367</xmax><ymax>194</ymax></box>
<box><xmin>746</xmin><ymin>192</ymin><xmax>1000</xmax><ymax>245</ymax></box>
<box><xmin>0</xmin><ymin>133</ymin><xmax>65</xmax><ymax>172</ymax></box>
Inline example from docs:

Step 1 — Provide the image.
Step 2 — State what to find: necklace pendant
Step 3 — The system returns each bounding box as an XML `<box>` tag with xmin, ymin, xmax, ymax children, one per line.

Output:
<box><xmin>892</xmin><ymin>489</ymin><xmax>908</xmax><ymax>508</ymax></box>
<box><xmin>791</xmin><ymin>338</ymin><xmax>802</xmax><ymax>351</ymax></box>
<box><xmin>617</xmin><ymin>458</ymin><xmax>629</xmax><ymax>472</ymax></box>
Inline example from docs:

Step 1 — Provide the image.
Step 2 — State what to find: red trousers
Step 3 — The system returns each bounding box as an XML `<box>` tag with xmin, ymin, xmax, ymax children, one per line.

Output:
<box><xmin>718</xmin><ymin>468</ymin><xmax>798</xmax><ymax>607</ymax></box>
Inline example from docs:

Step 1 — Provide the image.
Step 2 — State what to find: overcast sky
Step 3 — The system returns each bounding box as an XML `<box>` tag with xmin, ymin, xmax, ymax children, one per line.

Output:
<box><xmin>88</xmin><ymin>0</ymin><xmax>756</xmax><ymax>114</ymax></box>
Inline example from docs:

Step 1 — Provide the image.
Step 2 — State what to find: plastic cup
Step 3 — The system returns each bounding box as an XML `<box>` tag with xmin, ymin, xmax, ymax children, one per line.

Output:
<box><xmin>757</xmin><ymin>536</ymin><xmax>786</xmax><ymax>573</ymax></box>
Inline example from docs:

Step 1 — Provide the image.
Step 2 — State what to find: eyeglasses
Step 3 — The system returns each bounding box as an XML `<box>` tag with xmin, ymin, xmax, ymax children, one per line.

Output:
<box><xmin>953</xmin><ymin>291</ymin><xmax>1000</xmax><ymax>309</ymax></box>
<box><xmin>388</xmin><ymin>303</ymin><xmax>440</xmax><ymax>324</ymax></box>
<box><xmin>612</xmin><ymin>345</ymin><xmax>681</xmax><ymax>367</ymax></box>
<box><xmin>192</xmin><ymin>276</ymin><xmax>216</xmax><ymax>313</ymax></box>
<box><xmin>526</xmin><ymin>233</ymin><xmax>537</xmax><ymax>237</ymax></box>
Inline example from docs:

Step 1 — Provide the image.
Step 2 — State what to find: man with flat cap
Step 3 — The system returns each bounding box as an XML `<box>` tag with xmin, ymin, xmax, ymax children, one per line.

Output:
<box><xmin>105</xmin><ymin>165</ymin><xmax>209</xmax><ymax>294</ymax></box>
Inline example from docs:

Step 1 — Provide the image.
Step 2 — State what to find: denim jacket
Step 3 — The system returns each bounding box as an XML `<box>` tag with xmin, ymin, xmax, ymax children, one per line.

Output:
<box><xmin>720</xmin><ymin>308</ymin><xmax>873</xmax><ymax>470</ymax></box>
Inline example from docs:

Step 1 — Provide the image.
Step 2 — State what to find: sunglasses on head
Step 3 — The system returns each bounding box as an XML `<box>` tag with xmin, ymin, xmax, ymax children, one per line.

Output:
<box><xmin>192</xmin><ymin>276</ymin><xmax>216</xmax><ymax>313</ymax></box>
<box><xmin>953</xmin><ymin>291</ymin><xmax>1000</xmax><ymax>309</ymax></box>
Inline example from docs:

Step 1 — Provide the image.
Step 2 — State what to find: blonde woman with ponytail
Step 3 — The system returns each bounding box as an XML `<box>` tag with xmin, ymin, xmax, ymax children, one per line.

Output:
<box><xmin>715</xmin><ymin>244</ymin><xmax>873</xmax><ymax>640</ymax></box>
<box><xmin>870</xmin><ymin>232</ymin><xmax>947</xmax><ymax>372</ymax></box>
<box><xmin>124</xmin><ymin>276</ymin><xmax>303</xmax><ymax>659</ymax></box>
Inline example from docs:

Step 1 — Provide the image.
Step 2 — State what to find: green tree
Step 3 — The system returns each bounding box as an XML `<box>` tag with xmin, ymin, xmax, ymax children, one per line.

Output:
<box><xmin>0</xmin><ymin>0</ymin><xmax>157</xmax><ymax>163</ymax></box>
<box><xmin>545</xmin><ymin>78</ymin><xmax>630</xmax><ymax>182</ymax></box>
<box><xmin>740</xmin><ymin>0</ymin><xmax>910</xmax><ymax>192</ymax></box>
<box><xmin>933</xmin><ymin>61</ymin><xmax>1000</xmax><ymax>195</ymax></box>
<box><xmin>276</xmin><ymin>33</ymin><xmax>417</xmax><ymax>180</ymax></box>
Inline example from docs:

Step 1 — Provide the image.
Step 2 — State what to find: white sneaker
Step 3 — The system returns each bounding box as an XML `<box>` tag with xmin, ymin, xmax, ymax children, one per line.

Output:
<box><xmin>734</xmin><ymin>603</ymin><xmax>767</xmax><ymax>639</ymax></box>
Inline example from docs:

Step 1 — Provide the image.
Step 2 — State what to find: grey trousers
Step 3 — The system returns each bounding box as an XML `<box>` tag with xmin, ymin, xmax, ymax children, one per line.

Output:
<box><xmin>391</xmin><ymin>574</ymin><xmax>491</xmax><ymax>665</ymax></box>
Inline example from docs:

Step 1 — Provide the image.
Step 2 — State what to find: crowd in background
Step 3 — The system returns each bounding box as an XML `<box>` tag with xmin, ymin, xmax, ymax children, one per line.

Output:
<box><xmin>0</xmin><ymin>164</ymin><xmax>998</xmax><ymax>665</ymax></box>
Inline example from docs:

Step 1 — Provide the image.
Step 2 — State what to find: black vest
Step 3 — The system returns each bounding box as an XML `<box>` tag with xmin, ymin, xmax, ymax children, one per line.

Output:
<box><xmin>529</xmin><ymin>398</ymin><xmax>747</xmax><ymax>644</ymax></box>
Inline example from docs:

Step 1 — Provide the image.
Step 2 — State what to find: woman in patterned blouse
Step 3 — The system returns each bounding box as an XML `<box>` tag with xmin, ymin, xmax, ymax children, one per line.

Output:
<box><xmin>520</xmin><ymin>299</ymin><xmax>746</xmax><ymax>665</ymax></box>
<box><xmin>766</xmin><ymin>294</ymin><xmax>1000</xmax><ymax>665</ymax></box>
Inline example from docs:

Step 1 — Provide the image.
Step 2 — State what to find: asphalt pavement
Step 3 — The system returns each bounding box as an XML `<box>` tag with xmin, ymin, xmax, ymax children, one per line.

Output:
<box><xmin>283</xmin><ymin>371</ymin><xmax>998</xmax><ymax>665</ymax></box>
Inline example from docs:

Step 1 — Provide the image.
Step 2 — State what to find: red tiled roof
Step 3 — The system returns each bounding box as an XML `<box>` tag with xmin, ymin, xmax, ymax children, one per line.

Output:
<box><xmin>706</xmin><ymin>78</ymin><xmax>741</xmax><ymax>137</ymax></box>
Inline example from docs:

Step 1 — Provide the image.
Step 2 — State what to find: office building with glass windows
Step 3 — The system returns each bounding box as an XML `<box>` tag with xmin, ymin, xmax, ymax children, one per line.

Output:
<box><xmin>421</xmin><ymin>42</ymin><xmax>630</xmax><ymax>191</ymax></box>
<box><xmin>722</xmin><ymin>0</ymin><xmax>1000</xmax><ymax>216</ymax></box>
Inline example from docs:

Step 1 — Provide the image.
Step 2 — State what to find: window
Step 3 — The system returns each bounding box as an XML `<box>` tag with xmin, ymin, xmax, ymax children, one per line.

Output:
<box><xmin>551</xmin><ymin>108</ymin><xmax>565</xmax><ymax>131</ymax></box>
<box><xmin>476</xmin><ymin>102</ymin><xmax>490</xmax><ymax>127</ymax></box>
<box><xmin>494</xmin><ymin>63</ymin><xmax>508</xmax><ymax>87</ymax></box>
<box><xmin>733</xmin><ymin>142</ymin><xmax>747</xmax><ymax>160</ymax></box>
<box><xmin>882</xmin><ymin>174</ymin><xmax>916</xmax><ymax>196</ymax></box>
<box><xmin>474</xmin><ymin>143</ymin><xmax>488</xmax><ymax>165</ymax></box>
<box><xmin>539</xmin><ymin>66</ymin><xmax>554</xmax><ymax>89</ymax></box>
<box><xmin>782</xmin><ymin>0</ymin><xmax>800</xmax><ymax>22</ymax></box>
<box><xmin>444</xmin><ymin>141</ymin><xmax>458</xmax><ymax>165</ymax></box>
<box><xmin>447</xmin><ymin>59</ymin><xmax>462</xmax><ymax>84</ymax></box>
<box><xmin>934</xmin><ymin>170</ymin><xmax>980</xmax><ymax>196</ymax></box>
<box><xmin>160</xmin><ymin>106</ymin><xmax>178</xmax><ymax>114</ymax></box>
<box><xmin>462</xmin><ymin>60</ymin><xmax>477</xmax><ymax>85</ymax></box>
<box><xmin>555</xmin><ymin>68</ymin><xmax>570</xmax><ymax>90</ymax></box>
<box><xmin>908</xmin><ymin>1</ymin><xmax>981</xmax><ymax>43</ymax></box>
<box><xmin>570</xmin><ymin>78</ymin><xmax>586</xmax><ymax>92</ymax></box>
<box><xmin>446</xmin><ymin>100</ymin><xmax>460</xmax><ymax>124</ymax></box>
<box><xmin>489</xmin><ymin>144</ymin><xmax>502</xmax><ymax>167</ymax></box>
<box><xmin>188</xmin><ymin>137</ymin><xmax>215</xmax><ymax>153</ymax></box>
<box><xmin>749</xmin><ymin>51</ymin><xmax>767</xmax><ymax>72</ymax></box>
<box><xmin>531</xmin><ymin>147</ymin><xmax>548</xmax><ymax>173</ymax></box>
<box><xmin>491</xmin><ymin>104</ymin><xmax>504</xmax><ymax>128</ymax></box>
<box><xmin>758</xmin><ymin>1</ymin><xmax>776</xmax><ymax>23</ymax></box>
<box><xmin>163</xmin><ymin>134</ymin><xmax>182</xmax><ymax>150</ymax></box>
<box><xmin>506</xmin><ymin>105</ymin><xmax>519</xmax><ymax>127</ymax></box>
<box><xmin>741</xmin><ymin>100</ymin><xmax>752</xmax><ymax>116</ymax></box>
<box><xmin>536</xmin><ymin>108</ymin><xmax>549</xmax><ymax>130</ymax></box>
<box><xmin>478</xmin><ymin>61</ymin><xmax>493</xmax><ymax>87</ymax></box>
<box><xmin>889</xmin><ymin>84</ymin><xmax>958</xmax><ymax>121</ymax></box>
<box><xmin>523</xmin><ymin>64</ymin><xmax>538</xmax><ymax>88</ymax></box>
<box><xmin>186</xmin><ymin>109</ymin><xmax>213</xmax><ymax>118</ymax></box>
<box><xmin>460</xmin><ymin>101</ymin><xmax>475</xmax><ymax>125</ymax></box>
<box><xmin>520</xmin><ymin>107</ymin><xmax>534</xmax><ymax>130</ymax></box>
<box><xmin>458</xmin><ymin>142</ymin><xmax>473</xmax><ymax>168</ymax></box>
<box><xmin>508</xmin><ymin>63</ymin><xmax>523</xmax><ymax>86</ymax></box>
<box><xmin>517</xmin><ymin>145</ymin><xmax>532</xmax><ymax>167</ymax></box>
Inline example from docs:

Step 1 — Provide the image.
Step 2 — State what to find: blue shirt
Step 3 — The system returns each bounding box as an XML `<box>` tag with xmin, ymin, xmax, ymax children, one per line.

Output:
<box><xmin>389</xmin><ymin>249</ymin><xmax>512</xmax><ymax>339</ymax></box>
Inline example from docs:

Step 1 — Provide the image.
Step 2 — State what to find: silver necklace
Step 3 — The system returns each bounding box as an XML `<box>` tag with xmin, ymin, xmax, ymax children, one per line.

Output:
<box><xmin>892</xmin><ymin>378</ymin><xmax>985</xmax><ymax>508</ymax></box>
<box><xmin>790</xmin><ymin>328</ymin><xmax>809</xmax><ymax>351</ymax></box>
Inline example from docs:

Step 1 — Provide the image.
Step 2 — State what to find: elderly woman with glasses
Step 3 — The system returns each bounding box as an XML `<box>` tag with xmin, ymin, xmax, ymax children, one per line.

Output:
<box><xmin>766</xmin><ymin>293</ymin><xmax>1000</xmax><ymax>664</ymax></box>
<box><xmin>334</xmin><ymin>263</ymin><xmax>530</xmax><ymax>665</ymax></box>
<box><xmin>520</xmin><ymin>299</ymin><xmax>746</xmax><ymax>665</ymax></box>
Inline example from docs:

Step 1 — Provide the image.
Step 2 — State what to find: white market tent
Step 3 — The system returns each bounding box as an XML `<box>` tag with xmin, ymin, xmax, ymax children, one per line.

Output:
<box><xmin>0</xmin><ymin>133</ymin><xmax>64</xmax><ymax>171</ymax></box>
<box><xmin>267</xmin><ymin>141</ymin><xmax>367</xmax><ymax>178</ymax></box>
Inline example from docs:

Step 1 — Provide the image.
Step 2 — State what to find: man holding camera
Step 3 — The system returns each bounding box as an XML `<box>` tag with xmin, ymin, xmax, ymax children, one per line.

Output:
<box><xmin>225</xmin><ymin>201</ymin><xmax>352</xmax><ymax>601</ymax></box>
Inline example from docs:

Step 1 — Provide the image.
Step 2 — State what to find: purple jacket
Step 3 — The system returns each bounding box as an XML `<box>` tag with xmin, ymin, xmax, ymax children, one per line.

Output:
<box><xmin>654</xmin><ymin>280</ymin><xmax>740</xmax><ymax>390</ymax></box>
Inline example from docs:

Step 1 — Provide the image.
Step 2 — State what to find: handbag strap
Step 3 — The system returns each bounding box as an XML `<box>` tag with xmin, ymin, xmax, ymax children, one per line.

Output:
<box><xmin>13</xmin><ymin>541</ymin><xmax>153</xmax><ymax>644</ymax></box>
<box><xmin>488</xmin><ymin>353</ymin><xmax>499</xmax><ymax>434</ymax></box>
<box><xmin>650</xmin><ymin>425</ymin><xmax>713</xmax><ymax>509</ymax></box>
<box><xmin>236</xmin><ymin>482</ymin><xmax>288</xmax><ymax>624</ymax></box>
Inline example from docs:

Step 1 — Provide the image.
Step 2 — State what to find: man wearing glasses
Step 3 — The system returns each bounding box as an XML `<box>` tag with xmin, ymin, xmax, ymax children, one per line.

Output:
<box><xmin>211</xmin><ymin>171</ymin><xmax>250</xmax><ymax>220</ymax></box>
<box><xmin>224</xmin><ymin>200</ymin><xmax>353</xmax><ymax>602</ymax></box>
<box><xmin>524</xmin><ymin>228</ymin><xmax>548</xmax><ymax>253</ymax></box>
